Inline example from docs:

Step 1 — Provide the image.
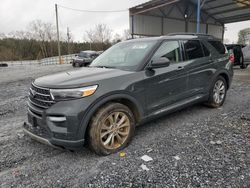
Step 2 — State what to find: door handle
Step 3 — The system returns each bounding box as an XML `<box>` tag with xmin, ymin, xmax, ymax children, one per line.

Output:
<box><xmin>177</xmin><ymin>66</ymin><xmax>184</xmax><ymax>71</ymax></box>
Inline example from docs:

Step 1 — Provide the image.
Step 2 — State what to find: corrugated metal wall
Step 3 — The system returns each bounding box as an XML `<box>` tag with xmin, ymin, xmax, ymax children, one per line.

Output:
<box><xmin>131</xmin><ymin>15</ymin><xmax>162</xmax><ymax>36</ymax></box>
<box><xmin>163</xmin><ymin>18</ymin><xmax>185</xmax><ymax>34</ymax></box>
<box><xmin>130</xmin><ymin>14</ymin><xmax>223</xmax><ymax>39</ymax></box>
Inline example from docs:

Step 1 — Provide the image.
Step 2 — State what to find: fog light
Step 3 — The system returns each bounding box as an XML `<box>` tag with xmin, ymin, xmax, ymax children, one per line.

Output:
<box><xmin>48</xmin><ymin>116</ymin><xmax>66</xmax><ymax>122</ymax></box>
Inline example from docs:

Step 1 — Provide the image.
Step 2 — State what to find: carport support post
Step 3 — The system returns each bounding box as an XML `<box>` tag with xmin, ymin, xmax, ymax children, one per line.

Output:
<box><xmin>222</xmin><ymin>25</ymin><xmax>225</xmax><ymax>42</ymax></box>
<box><xmin>131</xmin><ymin>15</ymin><xmax>134</xmax><ymax>39</ymax></box>
<box><xmin>196</xmin><ymin>0</ymin><xmax>201</xmax><ymax>33</ymax></box>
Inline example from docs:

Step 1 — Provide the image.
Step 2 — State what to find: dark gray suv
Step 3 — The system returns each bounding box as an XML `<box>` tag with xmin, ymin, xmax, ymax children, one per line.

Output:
<box><xmin>72</xmin><ymin>51</ymin><xmax>99</xmax><ymax>67</ymax></box>
<box><xmin>23</xmin><ymin>34</ymin><xmax>233</xmax><ymax>155</ymax></box>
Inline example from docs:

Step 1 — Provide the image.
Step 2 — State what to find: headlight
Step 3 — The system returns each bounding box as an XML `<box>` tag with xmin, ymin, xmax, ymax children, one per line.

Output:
<box><xmin>50</xmin><ymin>85</ymin><xmax>98</xmax><ymax>101</ymax></box>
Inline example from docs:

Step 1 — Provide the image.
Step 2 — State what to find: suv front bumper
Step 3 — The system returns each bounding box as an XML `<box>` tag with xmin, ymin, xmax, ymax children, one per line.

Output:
<box><xmin>23</xmin><ymin>122</ymin><xmax>85</xmax><ymax>150</ymax></box>
<box><xmin>23</xmin><ymin>97</ymin><xmax>91</xmax><ymax>150</ymax></box>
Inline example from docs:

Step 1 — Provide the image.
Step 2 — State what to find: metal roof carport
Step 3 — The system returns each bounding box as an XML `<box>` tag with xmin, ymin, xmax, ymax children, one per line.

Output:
<box><xmin>129</xmin><ymin>0</ymin><xmax>250</xmax><ymax>40</ymax></box>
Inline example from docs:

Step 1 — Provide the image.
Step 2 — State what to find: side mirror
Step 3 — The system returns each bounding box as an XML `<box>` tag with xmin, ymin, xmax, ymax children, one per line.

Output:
<box><xmin>149</xmin><ymin>57</ymin><xmax>170</xmax><ymax>69</ymax></box>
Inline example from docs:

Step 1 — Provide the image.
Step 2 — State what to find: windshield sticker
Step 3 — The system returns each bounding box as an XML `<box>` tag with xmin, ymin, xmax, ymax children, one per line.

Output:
<box><xmin>132</xmin><ymin>44</ymin><xmax>148</xmax><ymax>49</ymax></box>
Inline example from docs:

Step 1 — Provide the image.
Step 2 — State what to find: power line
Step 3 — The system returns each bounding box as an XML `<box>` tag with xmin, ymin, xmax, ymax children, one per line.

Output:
<box><xmin>58</xmin><ymin>4</ymin><xmax>128</xmax><ymax>13</ymax></box>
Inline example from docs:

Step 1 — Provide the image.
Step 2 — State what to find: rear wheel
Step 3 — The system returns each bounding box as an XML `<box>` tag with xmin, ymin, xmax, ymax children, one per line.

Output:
<box><xmin>240</xmin><ymin>56</ymin><xmax>248</xmax><ymax>69</ymax></box>
<box><xmin>206</xmin><ymin>76</ymin><xmax>227</xmax><ymax>108</ymax></box>
<box><xmin>88</xmin><ymin>103</ymin><xmax>135</xmax><ymax>155</ymax></box>
<box><xmin>240</xmin><ymin>63</ymin><xmax>248</xmax><ymax>69</ymax></box>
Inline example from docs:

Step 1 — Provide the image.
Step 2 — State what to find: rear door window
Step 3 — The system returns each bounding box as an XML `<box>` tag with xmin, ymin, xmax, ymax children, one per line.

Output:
<box><xmin>208</xmin><ymin>40</ymin><xmax>226</xmax><ymax>54</ymax></box>
<box><xmin>184</xmin><ymin>40</ymin><xmax>204</xmax><ymax>60</ymax></box>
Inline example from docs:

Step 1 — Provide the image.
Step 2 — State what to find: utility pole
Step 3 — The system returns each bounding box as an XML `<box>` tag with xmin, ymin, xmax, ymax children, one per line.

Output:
<box><xmin>55</xmin><ymin>4</ymin><xmax>62</xmax><ymax>64</ymax></box>
<box><xmin>67</xmin><ymin>27</ymin><xmax>70</xmax><ymax>54</ymax></box>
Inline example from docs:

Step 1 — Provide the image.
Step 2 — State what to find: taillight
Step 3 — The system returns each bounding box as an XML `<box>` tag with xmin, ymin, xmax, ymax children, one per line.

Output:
<box><xmin>229</xmin><ymin>53</ymin><xmax>235</xmax><ymax>63</ymax></box>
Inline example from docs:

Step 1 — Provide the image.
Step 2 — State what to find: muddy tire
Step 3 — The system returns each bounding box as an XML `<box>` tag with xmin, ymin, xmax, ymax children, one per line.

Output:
<box><xmin>206</xmin><ymin>76</ymin><xmax>227</xmax><ymax>108</ymax></box>
<box><xmin>88</xmin><ymin>102</ymin><xmax>135</xmax><ymax>155</ymax></box>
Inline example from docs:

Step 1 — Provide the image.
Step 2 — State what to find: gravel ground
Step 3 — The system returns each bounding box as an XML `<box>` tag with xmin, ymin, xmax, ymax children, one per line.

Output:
<box><xmin>0</xmin><ymin>64</ymin><xmax>249</xmax><ymax>188</ymax></box>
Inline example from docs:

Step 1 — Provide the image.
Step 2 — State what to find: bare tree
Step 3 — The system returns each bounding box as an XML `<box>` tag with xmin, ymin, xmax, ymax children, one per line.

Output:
<box><xmin>28</xmin><ymin>20</ymin><xmax>57</xmax><ymax>57</ymax></box>
<box><xmin>28</xmin><ymin>20</ymin><xmax>57</xmax><ymax>41</ymax></box>
<box><xmin>85</xmin><ymin>30</ymin><xmax>95</xmax><ymax>43</ymax></box>
<box><xmin>123</xmin><ymin>29</ymin><xmax>132</xmax><ymax>40</ymax></box>
<box><xmin>29</xmin><ymin>20</ymin><xmax>47</xmax><ymax>57</ymax></box>
<box><xmin>112</xmin><ymin>33</ymin><xmax>122</xmax><ymax>44</ymax></box>
<box><xmin>66</xmin><ymin>28</ymin><xmax>74</xmax><ymax>54</ymax></box>
<box><xmin>8</xmin><ymin>30</ymin><xmax>33</xmax><ymax>40</ymax></box>
<box><xmin>0</xmin><ymin>32</ymin><xmax>6</xmax><ymax>39</ymax></box>
<box><xmin>85</xmin><ymin>23</ymin><xmax>112</xmax><ymax>50</ymax></box>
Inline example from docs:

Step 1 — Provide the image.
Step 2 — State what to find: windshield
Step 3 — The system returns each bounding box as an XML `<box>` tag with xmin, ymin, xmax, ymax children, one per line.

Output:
<box><xmin>90</xmin><ymin>40</ymin><xmax>157</xmax><ymax>71</ymax></box>
<box><xmin>78</xmin><ymin>52</ymin><xmax>90</xmax><ymax>58</ymax></box>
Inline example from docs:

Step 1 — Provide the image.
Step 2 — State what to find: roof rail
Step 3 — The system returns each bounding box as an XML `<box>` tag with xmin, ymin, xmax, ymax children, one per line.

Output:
<box><xmin>168</xmin><ymin>33</ymin><xmax>214</xmax><ymax>37</ymax></box>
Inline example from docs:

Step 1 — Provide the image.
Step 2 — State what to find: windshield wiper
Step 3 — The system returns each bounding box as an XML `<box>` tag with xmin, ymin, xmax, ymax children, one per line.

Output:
<box><xmin>92</xmin><ymin>66</ymin><xmax>116</xmax><ymax>69</ymax></box>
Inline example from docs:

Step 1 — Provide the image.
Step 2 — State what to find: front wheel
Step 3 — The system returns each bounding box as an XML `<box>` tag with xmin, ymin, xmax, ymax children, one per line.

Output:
<box><xmin>73</xmin><ymin>62</ymin><xmax>80</xmax><ymax>67</ymax></box>
<box><xmin>206</xmin><ymin>76</ymin><xmax>227</xmax><ymax>108</ymax></box>
<box><xmin>88</xmin><ymin>103</ymin><xmax>135</xmax><ymax>155</ymax></box>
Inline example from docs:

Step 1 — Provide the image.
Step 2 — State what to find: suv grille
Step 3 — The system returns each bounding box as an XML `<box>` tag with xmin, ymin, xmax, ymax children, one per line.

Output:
<box><xmin>28</xmin><ymin>83</ymin><xmax>55</xmax><ymax>109</ymax></box>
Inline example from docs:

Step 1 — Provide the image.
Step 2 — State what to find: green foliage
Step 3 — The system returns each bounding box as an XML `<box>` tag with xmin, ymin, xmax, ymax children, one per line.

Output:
<box><xmin>0</xmin><ymin>38</ymin><xmax>111</xmax><ymax>61</ymax></box>
<box><xmin>237</xmin><ymin>28</ymin><xmax>250</xmax><ymax>45</ymax></box>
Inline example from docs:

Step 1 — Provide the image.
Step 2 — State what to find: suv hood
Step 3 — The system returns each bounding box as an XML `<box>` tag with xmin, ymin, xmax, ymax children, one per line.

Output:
<box><xmin>34</xmin><ymin>67</ymin><xmax>133</xmax><ymax>88</ymax></box>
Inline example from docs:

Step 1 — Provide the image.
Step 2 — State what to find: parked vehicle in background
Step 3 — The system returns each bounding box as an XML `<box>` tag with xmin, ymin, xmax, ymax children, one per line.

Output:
<box><xmin>72</xmin><ymin>51</ymin><xmax>99</xmax><ymax>67</ymax></box>
<box><xmin>226</xmin><ymin>44</ymin><xmax>249</xmax><ymax>69</ymax></box>
<box><xmin>0</xmin><ymin>63</ymin><xmax>8</xmax><ymax>67</ymax></box>
<box><xmin>242</xmin><ymin>45</ymin><xmax>250</xmax><ymax>67</ymax></box>
<box><xmin>97</xmin><ymin>51</ymin><xmax>104</xmax><ymax>55</ymax></box>
<box><xmin>24</xmin><ymin>34</ymin><xmax>233</xmax><ymax>155</ymax></box>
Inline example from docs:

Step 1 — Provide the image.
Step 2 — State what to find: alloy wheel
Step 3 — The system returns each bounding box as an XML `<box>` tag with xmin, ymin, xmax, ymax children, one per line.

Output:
<box><xmin>213</xmin><ymin>80</ymin><xmax>225</xmax><ymax>104</ymax></box>
<box><xmin>100</xmin><ymin>112</ymin><xmax>130</xmax><ymax>150</ymax></box>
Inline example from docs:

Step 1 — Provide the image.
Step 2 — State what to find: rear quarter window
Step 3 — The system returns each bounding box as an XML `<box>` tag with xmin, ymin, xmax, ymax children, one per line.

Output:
<box><xmin>201</xmin><ymin>42</ymin><xmax>210</xmax><ymax>57</ymax></box>
<box><xmin>208</xmin><ymin>40</ymin><xmax>226</xmax><ymax>54</ymax></box>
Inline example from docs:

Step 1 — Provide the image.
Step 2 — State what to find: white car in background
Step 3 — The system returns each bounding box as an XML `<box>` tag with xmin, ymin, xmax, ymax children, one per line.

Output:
<box><xmin>242</xmin><ymin>45</ymin><xmax>250</xmax><ymax>68</ymax></box>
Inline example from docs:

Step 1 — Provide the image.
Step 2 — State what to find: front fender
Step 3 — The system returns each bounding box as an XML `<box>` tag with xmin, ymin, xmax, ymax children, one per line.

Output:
<box><xmin>77</xmin><ymin>92</ymin><xmax>144</xmax><ymax>139</ymax></box>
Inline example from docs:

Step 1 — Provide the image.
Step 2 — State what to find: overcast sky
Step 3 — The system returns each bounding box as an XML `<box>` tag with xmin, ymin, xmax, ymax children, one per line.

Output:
<box><xmin>0</xmin><ymin>0</ymin><xmax>249</xmax><ymax>43</ymax></box>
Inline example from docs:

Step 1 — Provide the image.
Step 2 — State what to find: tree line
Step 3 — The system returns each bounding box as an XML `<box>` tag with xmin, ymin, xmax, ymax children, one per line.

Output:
<box><xmin>237</xmin><ymin>28</ymin><xmax>250</xmax><ymax>45</ymax></box>
<box><xmin>4</xmin><ymin>19</ymin><xmax>248</xmax><ymax>62</ymax></box>
<box><xmin>0</xmin><ymin>20</ymin><xmax>131</xmax><ymax>61</ymax></box>
<box><xmin>0</xmin><ymin>38</ymin><xmax>112</xmax><ymax>61</ymax></box>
